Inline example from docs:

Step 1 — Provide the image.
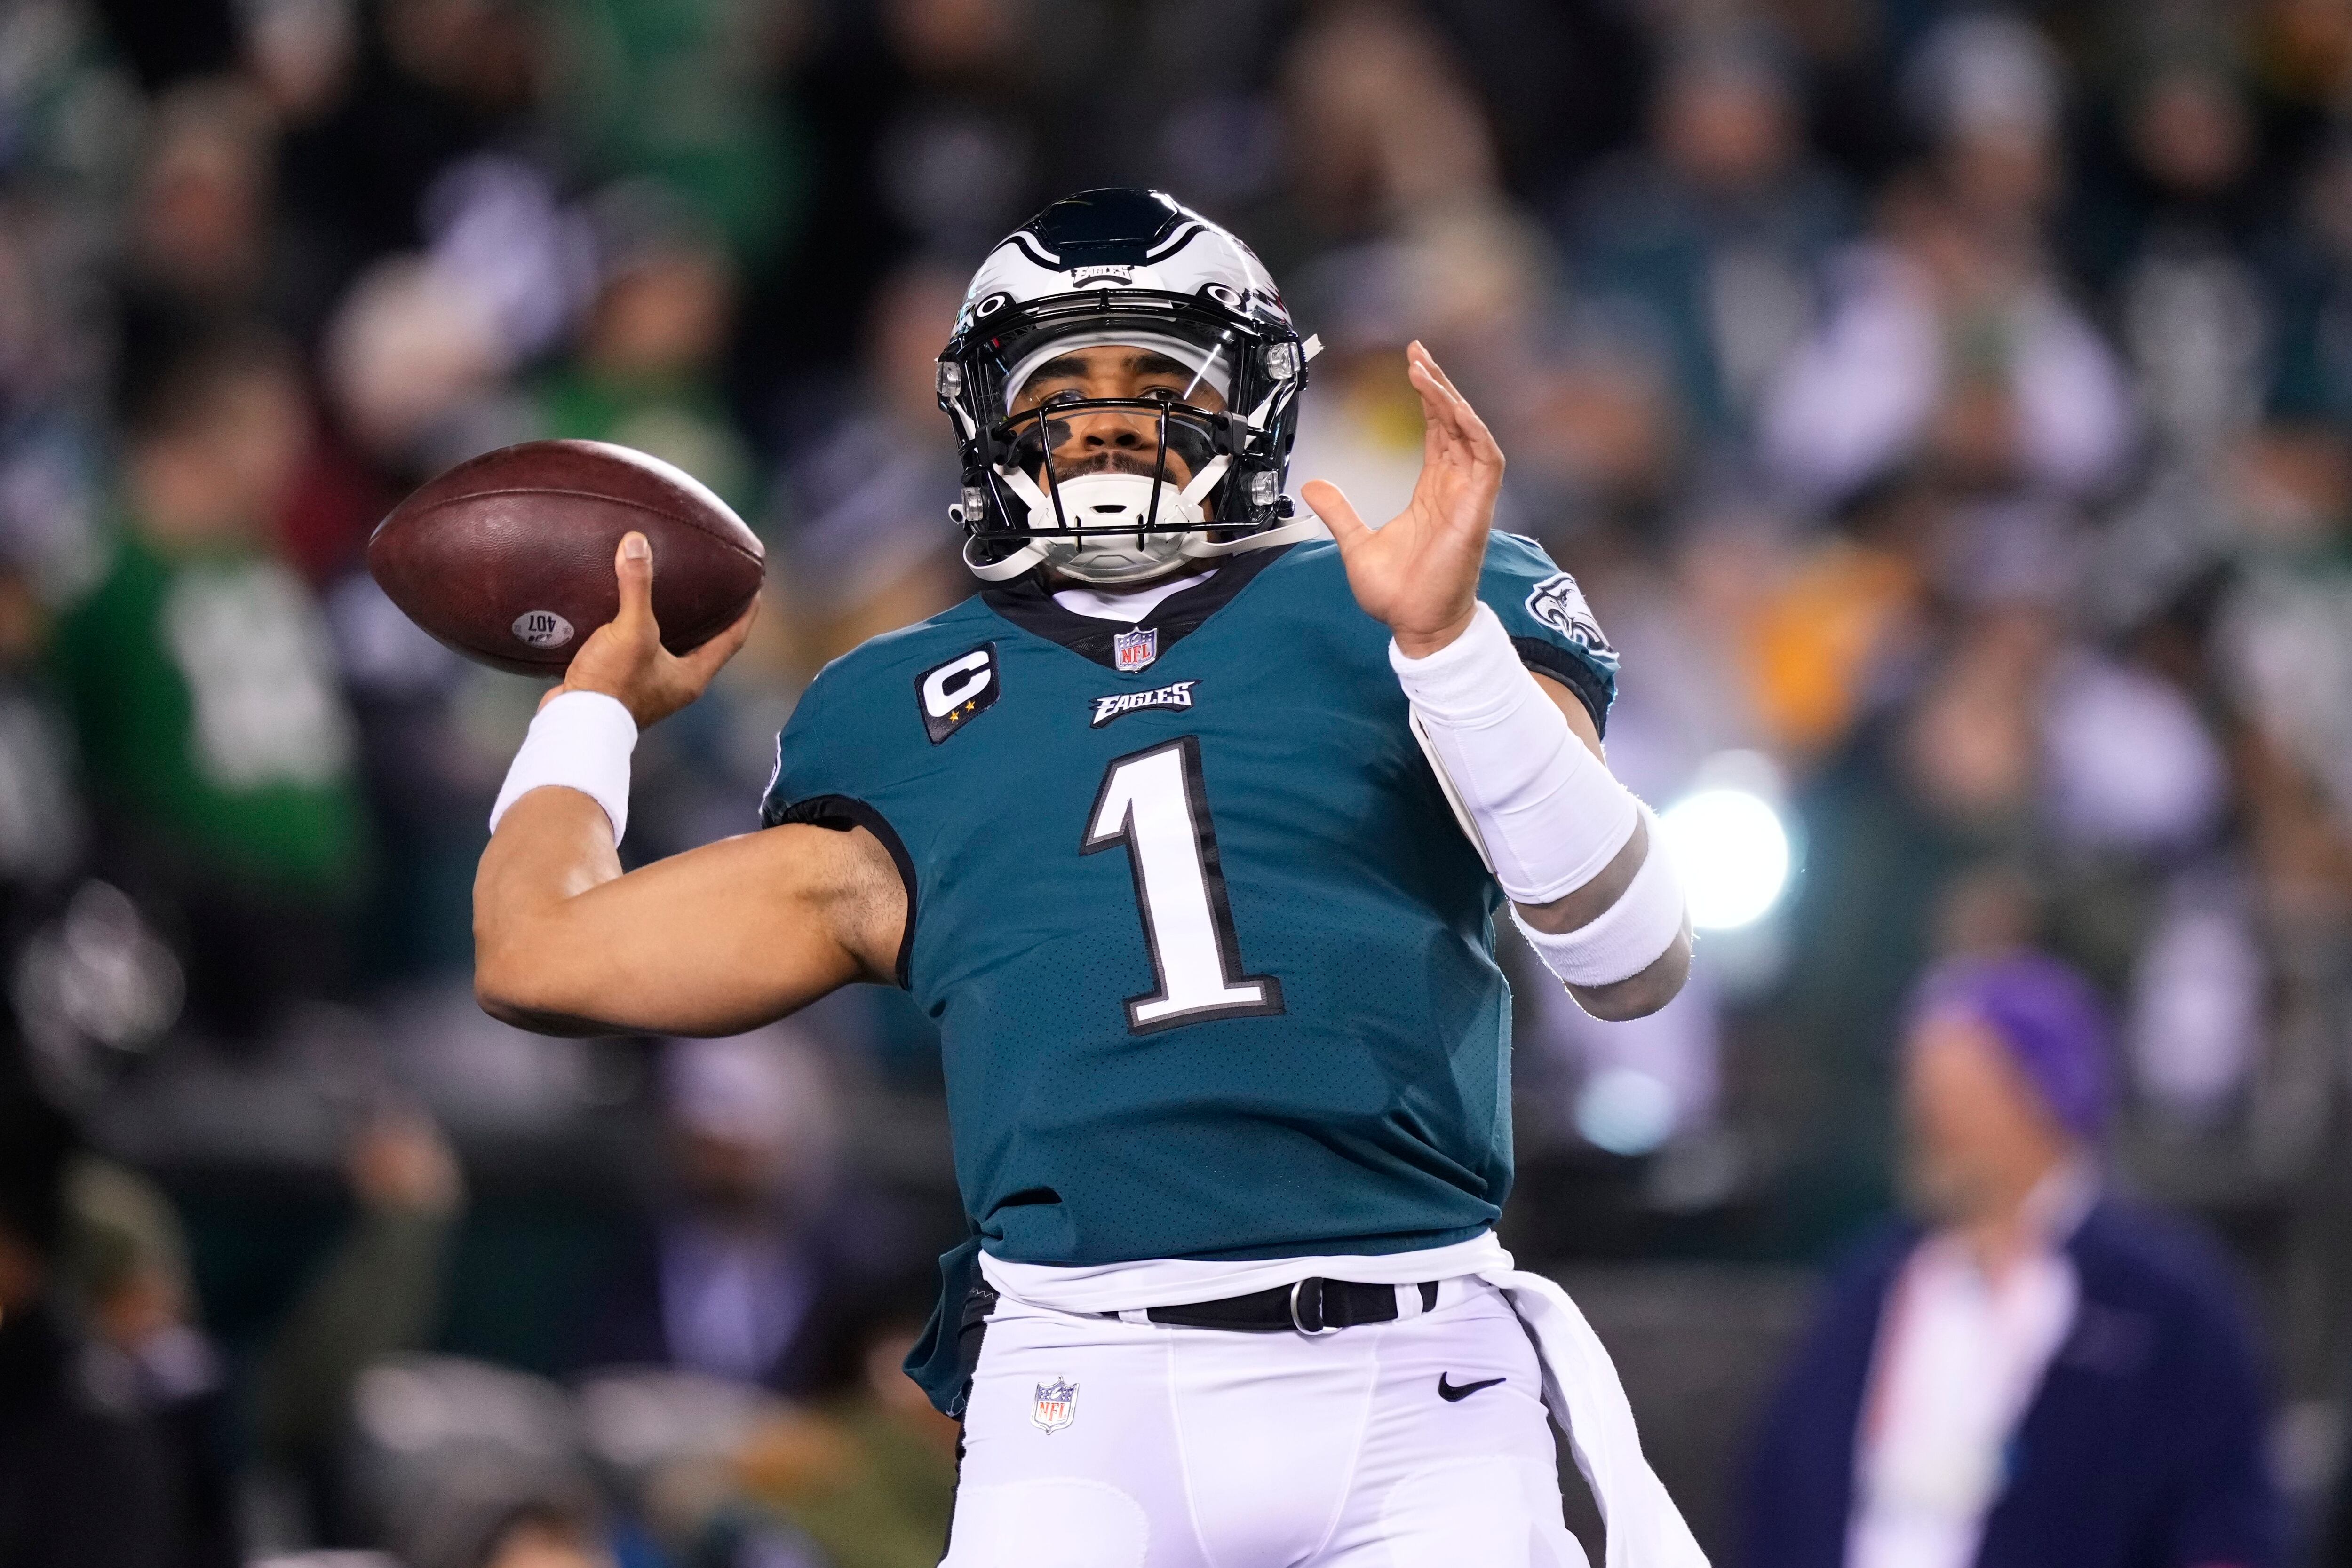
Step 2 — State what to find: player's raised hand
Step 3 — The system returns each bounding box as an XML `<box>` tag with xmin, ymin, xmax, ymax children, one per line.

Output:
<box><xmin>1301</xmin><ymin>341</ymin><xmax>1504</xmax><ymax>658</ymax></box>
<box><xmin>552</xmin><ymin>532</ymin><xmax>759</xmax><ymax>726</ymax></box>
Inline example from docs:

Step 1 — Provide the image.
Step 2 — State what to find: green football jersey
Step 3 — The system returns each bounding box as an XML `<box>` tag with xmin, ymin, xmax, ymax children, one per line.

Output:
<box><xmin>763</xmin><ymin>534</ymin><xmax>1618</xmax><ymax>1267</ymax></box>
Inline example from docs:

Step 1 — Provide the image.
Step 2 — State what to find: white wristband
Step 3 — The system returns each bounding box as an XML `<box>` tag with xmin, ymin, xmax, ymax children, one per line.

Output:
<box><xmin>489</xmin><ymin>691</ymin><xmax>639</xmax><ymax>845</ymax></box>
<box><xmin>1392</xmin><ymin>602</ymin><xmax>1639</xmax><ymax>904</ymax></box>
<box><xmin>1509</xmin><ymin>804</ymin><xmax>1687</xmax><ymax>989</ymax></box>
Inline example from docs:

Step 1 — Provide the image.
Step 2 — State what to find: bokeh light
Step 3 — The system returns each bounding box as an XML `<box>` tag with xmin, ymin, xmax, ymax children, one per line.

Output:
<box><xmin>1658</xmin><ymin>787</ymin><xmax>1792</xmax><ymax>931</ymax></box>
<box><xmin>1575</xmin><ymin>1066</ymin><xmax>1677</xmax><ymax>1156</ymax></box>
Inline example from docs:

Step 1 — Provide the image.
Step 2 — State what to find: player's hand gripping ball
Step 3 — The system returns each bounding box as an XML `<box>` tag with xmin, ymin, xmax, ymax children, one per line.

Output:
<box><xmin>367</xmin><ymin>439</ymin><xmax>764</xmax><ymax>678</ymax></box>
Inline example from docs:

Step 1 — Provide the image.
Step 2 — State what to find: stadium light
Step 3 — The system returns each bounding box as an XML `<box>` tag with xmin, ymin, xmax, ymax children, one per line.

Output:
<box><xmin>1658</xmin><ymin>768</ymin><xmax>1793</xmax><ymax>931</ymax></box>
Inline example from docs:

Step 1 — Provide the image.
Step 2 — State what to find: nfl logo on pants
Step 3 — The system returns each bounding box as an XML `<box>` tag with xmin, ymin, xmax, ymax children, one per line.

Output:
<box><xmin>1114</xmin><ymin>627</ymin><xmax>1158</xmax><ymax>673</ymax></box>
<box><xmin>1032</xmin><ymin>1378</ymin><xmax>1078</xmax><ymax>1434</ymax></box>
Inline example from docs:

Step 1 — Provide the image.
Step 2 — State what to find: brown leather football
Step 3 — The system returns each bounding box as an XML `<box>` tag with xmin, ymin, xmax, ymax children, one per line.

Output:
<box><xmin>368</xmin><ymin>440</ymin><xmax>764</xmax><ymax>677</ymax></box>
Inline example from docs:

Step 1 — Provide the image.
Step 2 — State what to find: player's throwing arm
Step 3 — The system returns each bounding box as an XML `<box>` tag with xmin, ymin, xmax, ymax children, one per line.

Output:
<box><xmin>471</xmin><ymin>535</ymin><xmax>908</xmax><ymax>1038</ymax></box>
<box><xmin>1301</xmin><ymin>342</ymin><xmax>1692</xmax><ymax>1019</ymax></box>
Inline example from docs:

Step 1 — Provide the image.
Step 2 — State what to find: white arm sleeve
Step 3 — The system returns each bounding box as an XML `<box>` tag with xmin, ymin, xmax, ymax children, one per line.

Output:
<box><xmin>1392</xmin><ymin>603</ymin><xmax>1685</xmax><ymax>989</ymax></box>
<box><xmin>1509</xmin><ymin>804</ymin><xmax>1689</xmax><ymax>987</ymax></box>
<box><xmin>489</xmin><ymin>690</ymin><xmax>639</xmax><ymax>845</ymax></box>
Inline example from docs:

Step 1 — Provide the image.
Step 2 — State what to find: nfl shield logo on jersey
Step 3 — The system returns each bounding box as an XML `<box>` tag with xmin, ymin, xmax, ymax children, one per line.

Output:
<box><xmin>1032</xmin><ymin>1378</ymin><xmax>1078</xmax><ymax>1434</ymax></box>
<box><xmin>1113</xmin><ymin>626</ymin><xmax>1158</xmax><ymax>673</ymax></box>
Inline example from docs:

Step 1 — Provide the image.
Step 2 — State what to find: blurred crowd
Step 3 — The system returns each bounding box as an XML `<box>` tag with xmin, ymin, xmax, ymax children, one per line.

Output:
<box><xmin>4</xmin><ymin>0</ymin><xmax>2352</xmax><ymax>1563</ymax></box>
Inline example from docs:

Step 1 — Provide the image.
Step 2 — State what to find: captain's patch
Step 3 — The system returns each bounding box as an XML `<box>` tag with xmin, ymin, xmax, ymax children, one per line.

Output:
<box><xmin>916</xmin><ymin>643</ymin><xmax>1000</xmax><ymax>744</ymax></box>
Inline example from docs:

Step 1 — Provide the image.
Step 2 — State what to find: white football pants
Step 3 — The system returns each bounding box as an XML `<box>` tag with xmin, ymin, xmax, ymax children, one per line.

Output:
<box><xmin>942</xmin><ymin>1277</ymin><xmax>1594</xmax><ymax>1568</ymax></box>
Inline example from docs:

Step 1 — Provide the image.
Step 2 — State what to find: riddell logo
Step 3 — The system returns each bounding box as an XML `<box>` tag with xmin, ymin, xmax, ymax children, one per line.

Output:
<box><xmin>1089</xmin><ymin>680</ymin><xmax>1198</xmax><ymax>728</ymax></box>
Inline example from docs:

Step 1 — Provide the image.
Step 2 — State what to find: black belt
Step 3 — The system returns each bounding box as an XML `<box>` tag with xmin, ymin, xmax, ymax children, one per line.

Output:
<box><xmin>1110</xmin><ymin>1277</ymin><xmax>1441</xmax><ymax>1334</ymax></box>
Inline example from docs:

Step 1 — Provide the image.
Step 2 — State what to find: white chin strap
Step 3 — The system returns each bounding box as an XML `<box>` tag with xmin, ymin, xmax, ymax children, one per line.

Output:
<box><xmin>962</xmin><ymin>456</ymin><xmax>1322</xmax><ymax>585</ymax></box>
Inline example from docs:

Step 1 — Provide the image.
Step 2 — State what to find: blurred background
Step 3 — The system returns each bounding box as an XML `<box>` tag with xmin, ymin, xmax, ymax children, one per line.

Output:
<box><xmin>1</xmin><ymin>0</ymin><xmax>2351</xmax><ymax>1564</ymax></box>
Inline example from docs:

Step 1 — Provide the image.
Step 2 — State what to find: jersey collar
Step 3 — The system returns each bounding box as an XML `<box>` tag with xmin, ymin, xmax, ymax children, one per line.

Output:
<box><xmin>980</xmin><ymin>543</ymin><xmax>1292</xmax><ymax>670</ymax></box>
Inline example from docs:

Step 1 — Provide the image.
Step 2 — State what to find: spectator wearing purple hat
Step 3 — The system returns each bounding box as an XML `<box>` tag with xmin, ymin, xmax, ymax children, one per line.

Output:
<box><xmin>1741</xmin><ymin>950</ymin><xmax>2280</xmax><ymax>1568</ymax></box>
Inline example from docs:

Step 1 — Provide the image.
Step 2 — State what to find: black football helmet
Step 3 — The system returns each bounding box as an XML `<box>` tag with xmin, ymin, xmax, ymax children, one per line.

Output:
<box><xmin>937</xmin><ymin>189</ymin><xmax>1320</xmax><ymax>585</ymax></box>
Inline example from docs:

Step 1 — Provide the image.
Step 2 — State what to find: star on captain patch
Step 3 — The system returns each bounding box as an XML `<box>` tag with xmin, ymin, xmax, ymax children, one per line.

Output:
<box><xmin>1113</xmin><ymin>626</ymin><xmax>1158</xmax><ymax>674</ymax></box>
<box><xmin>1032</xmin><ymin>1377</ymin><xmax>1078</xmax><ymax>1434</ymax></box>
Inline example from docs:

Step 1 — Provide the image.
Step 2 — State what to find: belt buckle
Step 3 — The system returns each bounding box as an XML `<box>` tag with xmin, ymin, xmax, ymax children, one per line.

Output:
<box><xmin>1289</xmin><ymin>1277</ymin><xmax>1338</xmax><ymax>1335</ymax></box>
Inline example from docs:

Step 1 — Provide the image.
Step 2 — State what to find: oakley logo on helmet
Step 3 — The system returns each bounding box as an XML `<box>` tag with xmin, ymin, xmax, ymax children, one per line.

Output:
<box><xmin>917</xmin><ymin>644</ymin><xmax>1000</xmax><ymax>744</ymax></box>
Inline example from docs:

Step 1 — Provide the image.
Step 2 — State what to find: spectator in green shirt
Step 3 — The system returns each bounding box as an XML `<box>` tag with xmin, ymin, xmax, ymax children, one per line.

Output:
<box><xmin>50</xmin><ymin>323</ymin><xmax>366</xmax><ymax>1039</ymax></box>
<box><xmin>533</xmin><ymin>183</ymin><xmax>757</xmax><ymax>518</ymax></box>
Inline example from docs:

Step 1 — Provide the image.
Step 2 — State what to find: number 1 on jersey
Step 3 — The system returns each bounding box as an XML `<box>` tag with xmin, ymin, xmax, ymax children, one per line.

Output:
<box><xmin>1083</xmin><ymin>737</ymin><xmax>1286</xmax><ymax>1034</ymax></box>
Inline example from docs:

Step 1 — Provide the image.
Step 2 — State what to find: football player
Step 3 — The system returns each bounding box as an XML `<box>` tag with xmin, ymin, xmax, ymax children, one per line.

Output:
<box><xmin>475</xmin><ymin>190</ymin><xmax>1702</xmax><ymax>1567</ymax></box>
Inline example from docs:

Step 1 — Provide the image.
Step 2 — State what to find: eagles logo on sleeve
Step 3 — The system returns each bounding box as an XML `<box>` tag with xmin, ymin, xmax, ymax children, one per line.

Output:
<box><xmin>1524</xmin><ymin>572</ymin><xmax>1619</xmax><ymax>670</ymax></box>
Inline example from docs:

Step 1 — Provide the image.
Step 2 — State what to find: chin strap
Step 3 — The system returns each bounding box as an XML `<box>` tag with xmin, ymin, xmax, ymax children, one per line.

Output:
<box><xmin>961</xmin><ymin>464</ymin><xmax>1063</xmax><ymax>581</ymax></box>
<box><xmin>965</xmin><ymin>511</ymin><xmax>1325</xmax><ymax>582</ymax></box>
<box><xmin>970</xmin><ymin>454</ymin><xmax>1324</xmax><ymax>584</ymax></box>
<box><xmin>962</xmin><ymin>532</ymin><xmax>1049</xmax><ymax>582</ymax></box>
<box><xmin>1178</xmin><ymin>515</ymin><xmax>1326</xmax><ymax>561</ymax></box>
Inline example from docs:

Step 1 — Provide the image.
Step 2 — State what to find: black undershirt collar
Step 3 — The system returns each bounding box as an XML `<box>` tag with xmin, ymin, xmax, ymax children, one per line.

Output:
<box><xmin>981</xmin><ymin>544</ymin><xmax>1293</xmax><ymax>671</ymax></box>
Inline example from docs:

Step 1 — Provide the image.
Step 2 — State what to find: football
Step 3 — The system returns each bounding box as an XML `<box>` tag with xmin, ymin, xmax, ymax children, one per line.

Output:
<box><xmin>367</xmin><ymin>439</ymin><xmax>764</xmax><ymax>677</ymax></box>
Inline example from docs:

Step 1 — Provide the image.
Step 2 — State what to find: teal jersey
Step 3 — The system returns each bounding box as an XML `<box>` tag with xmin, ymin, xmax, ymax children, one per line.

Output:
<box><xmin>763</xmin><ymin>534</ymin><xmax>1618</xmax><ymax>1267</ymax></box>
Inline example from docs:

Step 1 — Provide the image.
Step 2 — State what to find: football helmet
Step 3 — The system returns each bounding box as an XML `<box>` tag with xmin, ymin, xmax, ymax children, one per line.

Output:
<box><xmin>938</xmin><ymin>189</ymin><xmax>1321</xmax><ymax>585</ymax></box>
